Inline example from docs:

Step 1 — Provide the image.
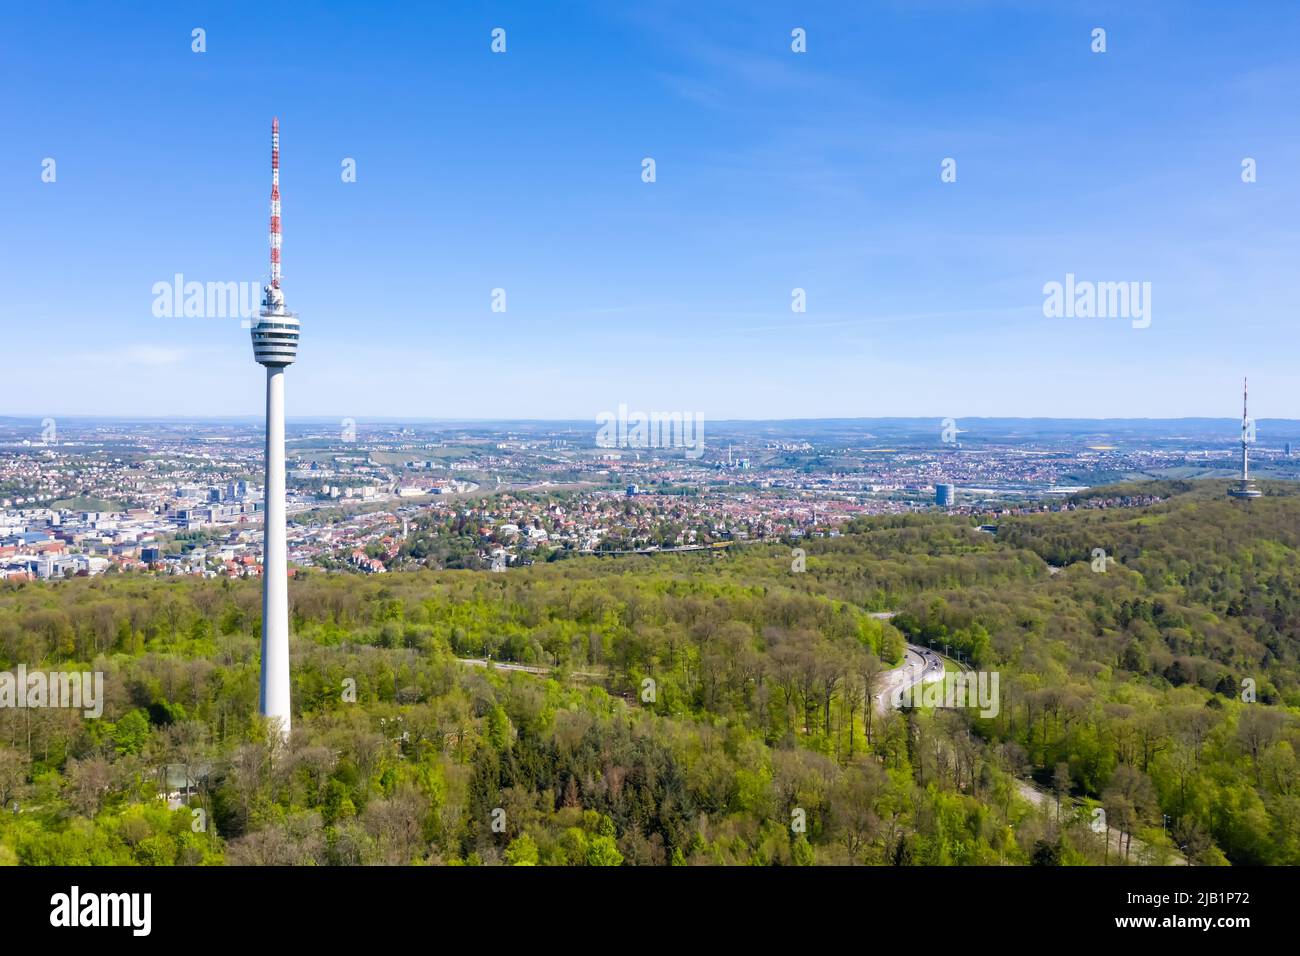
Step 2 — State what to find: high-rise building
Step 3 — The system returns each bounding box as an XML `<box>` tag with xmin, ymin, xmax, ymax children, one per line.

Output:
<box><xmin>1228</xmin><ymin>378</ymin><xmax>1261</xmax><ymax>500</ymax></box>
<box><xmin>251</xmin><ymin>118</ymin><xmax>300</xmax><ymax>739</ymax></box>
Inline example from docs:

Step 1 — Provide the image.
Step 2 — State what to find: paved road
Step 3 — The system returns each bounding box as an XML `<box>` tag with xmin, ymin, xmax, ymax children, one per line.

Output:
<box><xmin>459</xmin><ymin>658</ymin><xmax>550</xmax><ymax>676</ymax></box>
<box><xmin>457</xmin><ymin>657</ymin><xmax>603</xmax><ymax>680</ymax></box>
<box><xmin>875</xmin><ymin>642</ymin><xmax>946</xmax><ymax>714</ymax></box>
<box><xmin>867</xmin><ymin>611</ymin><xmax>944</xmax><ymax>714</ymax></box>
<box><xmin>1014</xmin><ymin>780</ymin><xmax>1186</xmax><ymax>865</ymax></box>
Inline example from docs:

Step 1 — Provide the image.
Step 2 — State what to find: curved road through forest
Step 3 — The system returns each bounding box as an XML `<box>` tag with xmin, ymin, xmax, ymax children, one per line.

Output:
<box><xmin>866</xmin><ymin>614</ymin><xmax>1185</xmax><ymax>864</ymax></box>
<box><xmin>458</xmin><ymin>611</ymin><xmax>1181</xmax><ymax>864</ymax></box>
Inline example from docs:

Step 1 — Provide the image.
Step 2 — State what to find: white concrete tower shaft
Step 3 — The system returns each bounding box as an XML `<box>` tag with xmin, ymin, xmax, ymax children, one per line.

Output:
<box><xmin>260</xmin><ymin>365</ymin><xmax>291</xmax><ymax>737</ymax></box>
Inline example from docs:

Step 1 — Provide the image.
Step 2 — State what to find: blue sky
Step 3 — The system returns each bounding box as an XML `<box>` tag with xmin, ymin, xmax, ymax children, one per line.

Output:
<box><xmin>3</xmin><ymin>0</ymin><xmax>1299</xmax><ymax>420</ymax></box>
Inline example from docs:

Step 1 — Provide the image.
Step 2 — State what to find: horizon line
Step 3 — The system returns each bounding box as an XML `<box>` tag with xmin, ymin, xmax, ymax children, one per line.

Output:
<box><xmin>2</xmin><ymin>414</ymin><xmax>1298</xmax><ymax>426</ymax></box>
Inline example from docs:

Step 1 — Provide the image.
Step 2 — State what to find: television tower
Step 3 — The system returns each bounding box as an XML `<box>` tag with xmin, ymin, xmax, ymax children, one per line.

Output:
<box><xmin>251</xmin><ymin>118</ymin><xmax>300</xmax><ymax>738</ymax></box>
<box><xmin>1228</xmin><ymin>377</ymin><xmax>1261</xmax><ymax>500</ymax></box>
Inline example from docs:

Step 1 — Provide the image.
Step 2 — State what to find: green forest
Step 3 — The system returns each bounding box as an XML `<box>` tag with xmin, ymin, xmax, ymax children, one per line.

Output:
<box><xmin>0</xmin><ymin>480</ymin><xmax>1297</xmax><ymax>866</ymax></box>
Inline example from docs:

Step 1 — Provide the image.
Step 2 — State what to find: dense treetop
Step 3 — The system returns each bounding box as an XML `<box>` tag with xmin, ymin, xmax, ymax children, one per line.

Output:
<box><xmin>0</xmin><ymin>480</ymin><xmax>1296</xmax><ymax>865</ymax></box>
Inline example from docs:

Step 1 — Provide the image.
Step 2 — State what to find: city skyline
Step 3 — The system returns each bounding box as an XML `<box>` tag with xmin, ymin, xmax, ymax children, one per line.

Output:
<box><xmin>4</xmin><ymin>0</ymin><xmax>1300</xmax><ymax>420</ymax></box>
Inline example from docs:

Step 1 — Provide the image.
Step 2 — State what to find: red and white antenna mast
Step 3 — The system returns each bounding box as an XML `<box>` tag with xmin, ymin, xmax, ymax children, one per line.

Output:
<box><xmin>269</xmin><ymin>118</ymin><xmax>282</xmax><ymax>293</ymax></box>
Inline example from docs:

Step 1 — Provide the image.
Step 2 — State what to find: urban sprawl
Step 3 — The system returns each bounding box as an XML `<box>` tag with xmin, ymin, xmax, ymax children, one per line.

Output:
<box><xmin>2</xmin><ymin>417</ymin><xmax>1295</xmax><ymax>582</ymax></box>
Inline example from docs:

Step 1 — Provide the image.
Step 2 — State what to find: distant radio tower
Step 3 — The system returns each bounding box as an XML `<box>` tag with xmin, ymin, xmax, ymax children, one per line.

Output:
<box><xmin>1228</xmin><ymin>377</ymin><xmax>1261</xmax><ymax>500</ymax></box>
<box><xmin>251</xmin><ymin>118</ymin><xmax>301</xmax><ymax>739</ymax></box>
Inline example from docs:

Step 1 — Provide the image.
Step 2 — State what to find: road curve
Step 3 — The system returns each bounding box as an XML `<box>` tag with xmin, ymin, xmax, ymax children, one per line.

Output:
<box><xmin>875</xmin><ymin>642</ymin><xmax>946</xmax><ymax>714</ymax></box>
